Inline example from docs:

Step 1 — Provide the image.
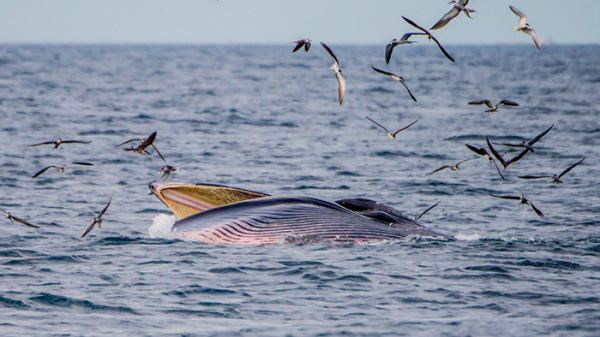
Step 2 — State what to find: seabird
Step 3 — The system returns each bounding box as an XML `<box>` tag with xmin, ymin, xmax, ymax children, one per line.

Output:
<box><xmin>29</xmin><ymin>138</ymin><xmax>91</xmax><ymax>150</ymax></box>
<box><xmin>431</xmin><ymin>0</ymin><xmax>477</xmax><ymax>30</ymax></box>
<box><xmin>321</xmin><ymin>42</ymin><xmax>346</xmax><ymax>105</ymax></box>
<box><xmin>491</xmin><ymin>124</ymin><xmax>554</xmax><ymax>153</ymax></box>
<box><xmin>366</xmin><ymin>116</ymin><xmax>418</xmax><ymax>140</ymax></box>
<box><xmin>413</xmin><ymin>202</ymin><xmax>440</xmax><ymax>221</ymax></box>
<box><xmin>519</xmin><ymin>157</ymin><xmax>585</xmax><ymax>184</ymax></box>
<box><xmin>292</xmin><ymin>39</ymin><xmax>311</xmax><ymax>53</ymax></box>
<box><xmin>0</xmin><ymin>208</ymin><xmax>39</xmax><ymax>228</ymax></box>
<box><xmin>385</xmin><ymin>33</ymin><xmax>424</xmax><ymax>64</ymax></box>
<box><xmin>81</xmin><ymin>198</ymin><xmax>111</xmax><ymax>238</ymax></box>
<box><xmin>158</xmin><ymin>165</ymin><xmax>180</xmax><ymax>182</ymax></box>
<box><xmin>465</xmin><ymin>144</ymin><xmax>505</xmax><ymax>179</ymax></box>
<box><xmin>510</xmin><ymin>5</ymin><xmax>541</xmax><ymax>50</ymax></box>
<box><xmin>116</xmin><ymin>131</ymin><xmax>166</xmax><ymax>163</ymax></box>
<box><xmin>402</xmin><ymin>16</ymin><xmax>455</xmax><ymax>62</ymax></box>
<box><xmin>486</xmin><ymin>138</ymin><xmax>528</xmax><ymax>170</ymax></box>
<box><xmin>428</xmin><ymin>158</ymin><xmax>477</xmax><ymax>175</ymax></box>
<box><xmin>489</xmin><ymin>193</ymin><xmax>544</xmax><ymax>218</ymax></box>
<box><xmin>468</xmin><ymin>99</ymin><xmax>519</xmax><ymax>112</ymax></box>
<box><xmin>32</xmin><ymin>162</ymin><xmax>94</xmax><ymax>179</ymax></box>
<box><xmin>371</xmin><ymin>66</ymin><xmax>417</xmax><ymax>102</ymax></box>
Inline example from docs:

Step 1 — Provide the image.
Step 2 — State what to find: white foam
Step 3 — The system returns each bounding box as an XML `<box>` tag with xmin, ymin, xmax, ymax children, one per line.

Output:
<box><xmin>454</xmin><ymin>232</ymin><xmax>482</xmax><ymax>241</ymax></box>
<box><xmin>148</xmin><ymin>213</ymin><xmax>177</xmax><ymax>239</ymax></box>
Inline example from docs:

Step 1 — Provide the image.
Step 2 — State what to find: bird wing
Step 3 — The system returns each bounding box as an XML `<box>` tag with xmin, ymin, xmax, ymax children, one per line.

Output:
<box><xmin>139</xmin><ymin>131</ymin><xmax>158</xmax><ymax>149</ymax></box>
<box><xmin>528</xmin><ymin>201</ymin><xmax>545</xmax><ymax>218</ymax></box>
<box><xmin>335</xmin><ymin>71</ymin><xmax>345</xmax><ymax>105</ymax></box>
<box><xmin>80</xmin><ymin>221</ymin><xmax>97</xmax><ymax>238</ymax></box>
<box><xmin>29</xmin><ymin>141</ymin><xmax>55</xmax><ymax>147</ymax></box>
<box><xmin>429</xmin><ymin>166</ymin><xmax>451</xmax><ymax>174</ymax></box>
<box><xmin>305</xmin><ymin>41</ymin><xmax>311</xmax><ymax>52</ymax></box>
<box><xmin>151</xmin><ymin>144</ymin><xmax>167</xmax><ymax>163</ymax></box>
<box><xmin>400</xmin><ymin>80</ymin><xmax>417</xmax><ymax>102</ymax></box>
<box><xmin>365</xmin><ymin>116</ymin><xmax>389</xmax><ymax>133</ymax></box>
<box><xmin>518</xmin><ymin>175</ymin><xmax>553</xmax><ymax>180</ymax></box>
<box><xmin>320</xmin><ymin>42</ymin><xmax>339</xmax><ymax>66</ymax></box>
<box><xmin>32</xmin><ymin>166</ymin><xmax>55</xmax><ymax>178</ymax></box>
<box><xmin>456</xmin><ymin>157</ymin><xmax>477</xmax><ymax>166</ymax></box>
<box><xmin>385</xmin><ymin>43</ymin><xmax>395</xmax><ymax>64</ymax></box>
<box><xmin>372</xmin><ymin>66</ymin><xmax>394</xmax><ymax>77</ymax></box>
<box><xmin>71</xmin><ymin>162</ymin><xmax>94</xmax><ymax>166</ymax></box>
<box><xmin>459</xmin><ymin>0</ymin><xmax>470</xmax><ymax>6</ymax></box>
<box><xmin>0</xmin><ymin>208</ymin><xmax>7</xmax><ymax>215</ymax></box>
<box><xmin>98</xmin><ymin>198</ymin><xmax>112</xmax><ymax>218</ymax></box>
<box><xmin>523</xmin><ymin>27</ymin><xmax>541</xmax><ymax>50</ymax></box>
<box><xmin>427</xmin><ymin>34</ymin><xmax>455</xmax><ymax>62</ymax></box>
<box><xmin>391</xmin><ymin>120</ymin><xmax>418</xmax><ymax>137</ymax></box>
<box><xmin>486</xmin><ymin>138</ymin><xmax>508</xmax><ymax>167</ymax></box>
<box><xmin>414</xmin><ymin>202</ymin><xmax>440</xmax><ymax>220</ymax></box>
<box><xmin>465</xmin><ymin>144</ymin><xmax>487</xmax><ymax>156</ymax></box>
<box><xmin>558</xmin><ymin>157</ymin><xmax>585</xmax><ymax>179</ymax></box>
<box><xmin>527</xmin><ymin>124</ymin><xmax>554</xmax><ymax>146</ymax></box>
<box><xmin>12</xmin><ymin>216</ymin><xmax>40</xmax><ymax>228</ymax></box>
<box><xmin>402</xmin><ymin>16</ymin><xmax>428</xmax><ymax>34</ymax></box>
<box><xmin>430</xmin><ymin>6</ymin><xmax>461</xmax><ymax>30</ymax></box>
<box><xmin>115</xmin><ymin>138</ymin><xmax>144</xmax><ymax>148</ymax></box>
<box><xmin>158</xmin><ymin>171</ymin><xmax>171</xmax><ymax>182</ymax></box>
<box><xmin>292</xmin><ymin>41</ymin><xmax>304</xmax><ymax>53</ymax></box>
<box><xmin>62</xmin><ymin>140</ymin><xmax>92</xmax><ymax>144</ymax></box>
<box><xmin>468</xmin><ymin>100</ymin><xmax>493</xmax><ymax>108</ymax></box>
<box><xmin>490</xmin><ymin>158</ymin><xmax>505</xmax><ymax>180</ymax></box>
<box><xmin>489</xmin><ymin>194</ymin><xmax>520</xmax><ymax>200</ymax></box>
<box><xmin>504</xmin><ymin>149</ymin><xmax>529</xmax><ymax>168</ymax></box>
<box><xmin>498</xmin><ymin>100</ymin><xmax>519</xmax><ymax>106</ymax></box>
<box><xmin>510</xmin><ymin>5</ymin><xmax>527</xmax><ymax>19</ymax></box>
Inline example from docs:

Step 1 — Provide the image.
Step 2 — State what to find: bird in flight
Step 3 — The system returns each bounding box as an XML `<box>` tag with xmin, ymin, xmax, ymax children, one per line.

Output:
<box><xmin>366</xmin><ymin>116</ymin><xmax>418</xmax><ymax>140</ymax></box>
<box><xmin>81</xmin><ymin>198</ymin><xmax>111</xmax><ymax>238</ymax></box>
<box><xmin>29</xmin><ymin>138</ymin><xmax>91</xmax><ymax>150</ymax></box>
<box><xmin>519</xmin><ymin>157</ymin><xmax>585</xmax><ymax>184</ymax></box>
<box><xmin>0</xmin><ymin>208</ymin><xmax>39</xmax><ymax>228</ymax></box>
<box><xmin>486</xmin><ymin>138</ymin><xmax>528</xmax><ymax>170</ymax></box>
<box><xmin>321</xmin><ymin>42</ymin><xmax>346</xmax><ymax>105</ymax></box>
<box><xmin>431</xmin><ymin>0</ymin><xmax>477</xmax><ymax>30</ymax></box>
<box><xmin>385</xmin><ymin>32</ymin><xmax>424</xmax><ymax>64</ymax></box>
<box><xmin>468</xmin><ymin>99</ymin><xmax>519</xmax><ymax>113</ymax></box>
<box><xmin>116</xmin><ymin>131</ymin><xmax>166</xmax><ymax>163</ymax></box>
<box><xmin>371</xmin><ymin>66</ymin><xmax>417</xmax><ymax>102</ymax></box>
<box><xmin>32</xmin><ymin>162</ymin><xmax>94</xmax><ymax>179</ymax></box>
<box><xmin>510</xmin><ymin>5</ymin><xmax>541</xmax><ymax>50</ymax></box>
<box><xmin>465</xmin><ymin>144</ymin><xmax>505</xmax><ymax>179</ymax></box>
<box><xmin>429</xmin><ymin>158</ymin><xmax>477</xmax><ymax>175</ymax></box>
<box><xmin>158</xmin><ymin>165</ymin><xmax>180</xmax><ymax>182</ymax></box>
<box><xmin>489</xmin><ymin>193</ymin><xmax>544</xmax><ymax>218</ymax></box>
<box><xmin>402</xmin><ymin>16</ymin><xmax>455</xmax><ymax>62</ymax></box>
<box><xmin>292</xmin><ymin>39</ymin><xmax>311</xmax><ymax>53</ymax></box>
<box><xmin>413</xmin><ymin>202</ymin><xmax>440</xmax><ymax>221</ymax></box>
<box><xmin>491</xmin><ymin>124</ymin><xmax>554</xmax><ymax>154</ymax></box>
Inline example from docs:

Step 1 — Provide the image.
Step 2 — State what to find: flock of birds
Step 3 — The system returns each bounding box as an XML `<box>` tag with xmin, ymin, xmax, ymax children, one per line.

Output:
<box><xmin>3</xmin><ymin>131</ymin><xmax>171</xmax><ymax>237</ymax></box>
<box><xmin>290</xmin><ymin>3</ymin><xmax>583</xmax><ymax>219</ymax></box>
<box><xmin>0</xmin><ymin>2</ymin><xmax>585</xmax><ymax>237</ymax></box>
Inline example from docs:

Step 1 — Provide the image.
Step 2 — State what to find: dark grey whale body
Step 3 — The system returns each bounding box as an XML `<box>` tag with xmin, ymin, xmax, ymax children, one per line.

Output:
<box><xmin>171</xmin><ymin>196</ymin><xmax>452</xmax><ymax>244</ymax></box>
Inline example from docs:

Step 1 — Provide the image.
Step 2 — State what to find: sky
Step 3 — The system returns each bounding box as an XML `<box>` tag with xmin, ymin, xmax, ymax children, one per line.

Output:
<box><xmin>0</xmin><ymin>0</ymin><xmax>598</xmax><ymax>45</ymax></box>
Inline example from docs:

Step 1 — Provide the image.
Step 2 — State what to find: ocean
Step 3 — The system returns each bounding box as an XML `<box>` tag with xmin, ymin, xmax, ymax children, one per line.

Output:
<box><xmin>0</xmin><ymin>44</ymin><xmax>599</xmax><ymax>336</ymax></box>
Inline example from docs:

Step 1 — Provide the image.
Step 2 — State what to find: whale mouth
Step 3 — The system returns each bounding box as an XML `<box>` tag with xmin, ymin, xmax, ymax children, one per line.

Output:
<box><xmin>149</xmin><ymin>181</ymin><xmax>269</xmax><ymax>219</ymax></box>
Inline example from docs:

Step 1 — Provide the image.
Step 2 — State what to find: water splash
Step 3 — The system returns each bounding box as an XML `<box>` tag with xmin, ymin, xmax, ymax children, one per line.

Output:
<box><xmin>148</xmin><ymin>214</ymin><xmax>176</xmax><ymax>239</ymax></box>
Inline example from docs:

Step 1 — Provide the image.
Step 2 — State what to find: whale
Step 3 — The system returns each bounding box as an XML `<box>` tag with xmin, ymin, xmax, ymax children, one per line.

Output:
<box><xmin>149</xmin><ymin>182</ymin><xmax>452</xmax><ymax>244</ymax></box>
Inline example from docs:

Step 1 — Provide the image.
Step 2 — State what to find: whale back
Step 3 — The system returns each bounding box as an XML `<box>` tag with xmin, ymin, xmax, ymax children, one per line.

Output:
<box><xmin>172</xmin><ymin>196</ymin><xmax>451</xmax><ymax>244</ymax></box>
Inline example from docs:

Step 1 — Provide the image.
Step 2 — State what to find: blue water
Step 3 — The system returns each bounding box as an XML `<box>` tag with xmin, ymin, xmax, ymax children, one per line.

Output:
<box><xmin>1</xmin><ymin>44</ymin><xmax>599</xmax><ymax>336</ymax></box>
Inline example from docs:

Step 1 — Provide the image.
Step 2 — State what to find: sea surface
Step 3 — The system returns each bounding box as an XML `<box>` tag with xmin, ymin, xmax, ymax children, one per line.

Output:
<box><xmin>0</xmin><ymin>44</ymin><xmax>599</xmax><ymax>336</ymax></box>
